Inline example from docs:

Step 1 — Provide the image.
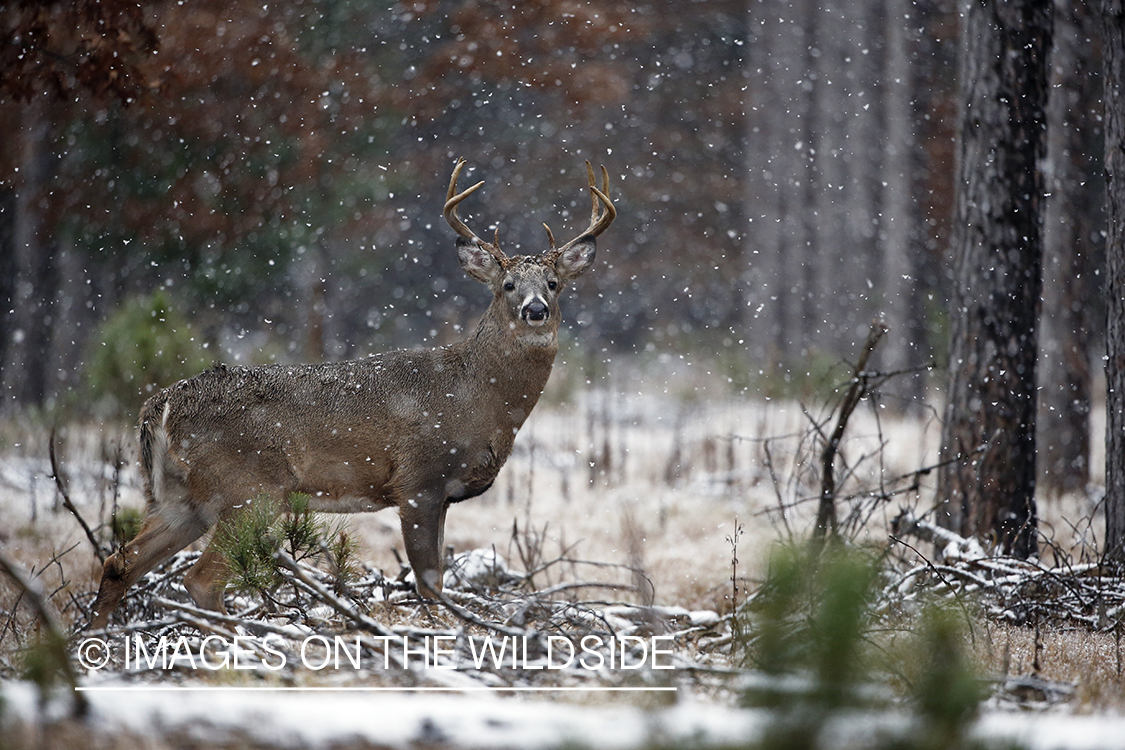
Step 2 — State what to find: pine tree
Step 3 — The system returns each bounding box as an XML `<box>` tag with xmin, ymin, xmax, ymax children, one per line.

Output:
<box><xmin>936</xmin><ymin>0</ymin><xmax>1053</xmax><ymax>558</ymax></box>
<box><xmin>1103</xmin><ymin>0</ymin><xmax>1125</xmax><ymax>561</ymax></box>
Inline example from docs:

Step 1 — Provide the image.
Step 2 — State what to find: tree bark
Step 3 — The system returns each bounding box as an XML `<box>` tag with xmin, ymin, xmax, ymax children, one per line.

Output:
<box><xmin>796</xmin><ymin>0</ymin><xmax>821</xmax><ymax>355</ymax></box>
<box><xmin>0</xmin><ymin>185</ymin><xmax>14</xmax><ymax>403</ymax></box>
<box><xmin>936</xmin><ymin>0</ymin><xmax>1052</xmax><ymax>559</ymax></box>
<box><xmin>1103</xmin><ymin>0</ymin><xmax>1125</xmax><ymax>562</ymax></box>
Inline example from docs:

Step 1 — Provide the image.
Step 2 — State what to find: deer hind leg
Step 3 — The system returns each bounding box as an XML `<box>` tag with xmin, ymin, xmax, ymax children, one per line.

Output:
<box><xmin>399</xmin><ymin>494</ymin><xmax>449</xmax><ymax>600</ymax></box>
<box><xmin>183</xmin><ymin>492</ymin><xmax>288</xmax><ymax>613</ymax></box>
<box><xmin>182</xmin><ymin>535</ymin><xmax>230</xmax><ymax>613</ymax></box>
<box><xmin>90</xmin><ymin>509</ymin><xmax>207</xmax><ymax>629</ymax></box>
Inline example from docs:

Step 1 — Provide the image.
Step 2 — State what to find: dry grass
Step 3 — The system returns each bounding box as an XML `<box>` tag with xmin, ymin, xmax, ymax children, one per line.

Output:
<box><xmin>969</xmin><ymin>621</ymin><xmax>1125</xmax><ymax>711</ymax></box>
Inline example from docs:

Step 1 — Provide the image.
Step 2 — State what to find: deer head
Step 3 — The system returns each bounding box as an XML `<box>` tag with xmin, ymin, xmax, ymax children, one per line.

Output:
<box><xmin>444</xmin><ymin>158</ymin><xmax>615</xmax><ymax>342</ymax></box>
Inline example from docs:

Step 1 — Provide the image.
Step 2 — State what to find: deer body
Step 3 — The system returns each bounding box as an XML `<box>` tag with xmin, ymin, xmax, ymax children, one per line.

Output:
<box><xmin>90</xmin><ymin>160</ymin><xmax>614</xmax><ymax>628</ymax></box>
<box><xmin>148</xmin><ymin>320</ymin><xmax>554</xmax><ymax>517</ymax></box>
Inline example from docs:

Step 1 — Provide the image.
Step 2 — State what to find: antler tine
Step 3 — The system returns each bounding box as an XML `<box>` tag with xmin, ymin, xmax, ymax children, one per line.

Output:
<box><xmin>585</xmin><ymin>161</ymin><xmax>599</xmax><ymax>225</ymax></box>
<box><xmin>555</xmin><ymin>161</ymin><xmax>615</xmax><ymax>254</ymax></box>
<box><xmin>444</xmin><ymin>158</ymin><xmax>510</xmax><ymax>266</ymax></box>
<box><xmin>444</xmin><ymin>157</ymin><xmax>486</xmax><ymax>244</ymax></box>
<box><xmin>587</xmin><ymin>162</ymin><xmax>615</xmax><ymax>237</ymax></box>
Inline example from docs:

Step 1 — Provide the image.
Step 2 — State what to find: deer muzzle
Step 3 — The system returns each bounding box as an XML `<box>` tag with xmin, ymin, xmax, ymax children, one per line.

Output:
<box><xmin>521</xmin><ymin>298</ymin><xmax>549</xmax><ymax>325</ymax></box>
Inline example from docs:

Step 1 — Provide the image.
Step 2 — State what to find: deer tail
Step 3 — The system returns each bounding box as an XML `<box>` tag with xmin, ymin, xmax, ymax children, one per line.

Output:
<box><xmin>138</xmin><ymin>392</ymin><xmax>174</xmax><ymax>508</ymax></box>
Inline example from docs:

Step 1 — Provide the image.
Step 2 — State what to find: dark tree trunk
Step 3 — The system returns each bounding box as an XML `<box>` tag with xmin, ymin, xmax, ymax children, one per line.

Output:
<box><xmin>6</xmin><ymin>101</ymin><xmax>59</xmax><ymax>409</ymax></box>
<box><xmin>0</xmin><ymin>186</ymin><xmax>14</xmax><ymax>404</ymax></box>
<box><xmin>1039</xmin><ymin>0</ymin><xmax>1101</xmax><ymax>498</ymax></box>
<box><xmin>1104</xmin><ymin>0</ymin><xmax>1125</xmax><ymax>562</ymax></box>
<box><xmin>936</xmin><ymin>0</ymin><xmax>1052</xmax><ymax>559</ymax></box>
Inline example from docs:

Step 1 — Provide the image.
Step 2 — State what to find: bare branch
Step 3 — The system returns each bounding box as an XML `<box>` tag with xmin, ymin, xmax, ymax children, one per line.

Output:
<box><xmin>49</xmin><ymin>429</ymin><xmax>105</xmax><ymax>563</ymax></box>
<box><xmin>814</xmin><ymin>319</ymin><xmax>888</xmax><ymax>541</ymax></box>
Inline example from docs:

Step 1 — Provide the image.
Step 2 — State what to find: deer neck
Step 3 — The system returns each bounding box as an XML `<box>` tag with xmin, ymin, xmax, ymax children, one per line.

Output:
<box><xmin>463</xmin><ymin>297</ymin><xmax>558</xmax><ymax>417</ymax></box>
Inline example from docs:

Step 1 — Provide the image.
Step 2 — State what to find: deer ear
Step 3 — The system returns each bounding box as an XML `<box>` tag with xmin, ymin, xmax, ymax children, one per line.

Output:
<box><xmin>457</xmin><ymin>239</ymin><xmax>502</xmax><ymax>283</ymax></box>
<box><xmin>554</xmin><ymin>238</ymin><xmax>596</xmax><ymax>281</ymax></box>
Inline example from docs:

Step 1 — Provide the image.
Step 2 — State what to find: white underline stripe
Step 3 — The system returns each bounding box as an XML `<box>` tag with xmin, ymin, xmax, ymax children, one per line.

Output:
<box><xmin>75</xmin><ymin>685</ymin><xmax>677</xmax><ymax>692</ymax></box>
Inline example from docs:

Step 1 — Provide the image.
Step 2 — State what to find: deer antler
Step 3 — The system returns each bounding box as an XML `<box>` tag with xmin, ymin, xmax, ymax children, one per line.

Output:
<box><xmin>544</xmin><ymin>161</ymin><xmax>616</xmax><ymax>261</ymax></box>
<box><xmin>444</xmin><ymin>158</ymin><xmax>511</xmax><ymax>267</ymax></box>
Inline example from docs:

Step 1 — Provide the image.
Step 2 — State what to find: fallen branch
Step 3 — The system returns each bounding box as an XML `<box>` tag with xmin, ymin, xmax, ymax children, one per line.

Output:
<box><xmin>891</xmin><ymin>510</ymin><xmax>987</xmax><ymax>562</ymax></box>
<box><xmin>153</xmin><ymin>597</ymin><xmax>301</xmax><ymax>639</ymax></box>
<box><xmin>887</xmin><ymin>534</ymin><xmax>977</xmax><ymax>640</ymax></box>
<box><xmin>273</xmin><ymin>549</ymin><xmax>397</xmax><ymax>639</ymax></box>
<box><xmin>433</xmin><ymin>587</ymin><xmax>534</xmax><ymax>639</ymax></box>
<box><xmin>0</xmin><ymin>546</ymin><xmax>87</xmax><ymax>717</ymax></box>
<box><xmin>890</xmin><ymin>511</ymin><xmax>1125</xmax><ymax>631</ymax></box>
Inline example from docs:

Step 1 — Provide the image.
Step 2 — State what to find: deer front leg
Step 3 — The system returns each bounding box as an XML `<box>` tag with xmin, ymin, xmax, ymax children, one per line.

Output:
<box><xmin>399</xmin><ymin>494</ymin><xmax>449</xmax><ymax>600</ymax></box>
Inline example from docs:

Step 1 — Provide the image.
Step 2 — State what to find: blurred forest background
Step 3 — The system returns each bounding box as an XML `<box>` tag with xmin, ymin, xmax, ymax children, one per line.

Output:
<box><xmin>0</xmin><ymin>0</ymin><xmax>1103</xmax><ymax>494</ymax></box>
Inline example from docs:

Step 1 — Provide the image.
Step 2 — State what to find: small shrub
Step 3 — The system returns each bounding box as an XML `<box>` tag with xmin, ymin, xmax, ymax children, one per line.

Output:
<box><xmin>86</xmin><ymin>290</ymin><xmax>211</xmax><ymax>419</ymax></box>
<box><xmin>216</xmin><ymin>495</ymin><xmax>283</xmax><ymax>601</ymax></box>
<box><xmin>325</xmin><ymin>528</ymin><xmax>361</xmax><ymax>595</ymax></box>
<box><xmin>19</xmin><ymin>630</ymin><xmax>71</xmax><ymax>705</ymax></box>
<box><xmin>742</xmin><ymin>542</ymin><xmax>880</xmax><ymax>709</ymax></box>
<box><xmin>112</xmin><ymin>506</ymin><xmax>144</xmax><ymax>549</ymax></box>
<box><xmin>280</xmin><ymin>492</ymin><xmax>320</xmax><ymax>562</ymax></box>
<box><xmin>909</xmin><ymin>605</ymin><xmax>988</xmax><ymax>750</ymax></box>
<box><xmin>215</xmin><ymin>493</ymin><xmax>356</xmax><ymax>606</ymax></box>
<box><xmin>737</xmin><ymin>542</ymin><xmax>988</xmax><ymax>750</ymax></box>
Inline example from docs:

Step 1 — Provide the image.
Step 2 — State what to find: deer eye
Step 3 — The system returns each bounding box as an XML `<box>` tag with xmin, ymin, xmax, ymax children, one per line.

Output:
<box><xmin>547</xmin><ymin>280</ymin><xmax>558</xmax><ymax>291</ymax></box>
<box><xmin>503</xmin><ymin>281</ymin><xmax>515</xmax><ymax>291</ymax></box>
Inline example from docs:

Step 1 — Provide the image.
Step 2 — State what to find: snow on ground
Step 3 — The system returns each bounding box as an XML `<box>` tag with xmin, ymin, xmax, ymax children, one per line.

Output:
<box><xmin>6</xmin><ymin>680</ymin><xmax>1125</xmax><ymax>750</ymax></box>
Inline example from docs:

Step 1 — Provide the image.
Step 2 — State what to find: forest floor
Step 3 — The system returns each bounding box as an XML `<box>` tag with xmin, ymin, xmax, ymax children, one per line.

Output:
<box><xmin>0</xmin><ymin>357</ymin><xmax>1123</xmax><ymax>748</ymax></box>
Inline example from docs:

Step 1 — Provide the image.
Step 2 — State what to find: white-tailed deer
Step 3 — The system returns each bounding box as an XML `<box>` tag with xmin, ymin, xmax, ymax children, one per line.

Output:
<box><xmin>90</xmin><ymin>159</ymin><xmax>614</xmax><ymax>627</ymax></box>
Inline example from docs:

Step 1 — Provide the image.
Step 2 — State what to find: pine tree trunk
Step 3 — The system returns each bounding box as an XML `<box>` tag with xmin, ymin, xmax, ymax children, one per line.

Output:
<box><xmin>0</xmin><ymin>185</ymin><xmax>15</xmax><ymax>411</ymax></box>
<box><xmin>796</xmin><ymin>0</ymin><xmax>821</xmax><ymax>354</ymax></box>
<box><xmin>1103</xmin><ymin>0</ymin><xmax>1125</xmax><ymax>561</ymax></box>
<box><xmin>4</xmin><ymin>98</ymin><xmax>59</xmax><ymax>409</ymax></box>
<box><xmin>936</xmin><ymin>0</ymin><xmax>1052</xmax><ymax>559</ymax></box>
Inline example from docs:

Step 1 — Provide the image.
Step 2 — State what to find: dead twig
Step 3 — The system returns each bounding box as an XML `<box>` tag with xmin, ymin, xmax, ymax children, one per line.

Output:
<box><xmin>815</xmin><ymin>319</ymin><xmax>888</xmax><ymax>541</ymax></box>
<box><xmin>433</xmin><ymin>587</ymin><xmax>533</xmax><ymax>639</ymax></box>
<box><xmin>887</xmin><ymin>534</ymin><xmax>977</xmax><ymax>641</ymax></box>
<box><xmin>49</xmin><ymin>429</ymin><xmax>105</xmax><ymax>563</ymax></box>
<box><xmin>273</xmin><ymin>549</ymin><xmax>397</xmax><ymax>639</ymax></box>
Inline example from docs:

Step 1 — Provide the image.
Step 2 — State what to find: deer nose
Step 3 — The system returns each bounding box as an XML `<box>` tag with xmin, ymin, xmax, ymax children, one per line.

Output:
<box><xmin>522</xmin><ymin>299</ymin><xmax>549</xmax><ymax>322</ymax></box>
